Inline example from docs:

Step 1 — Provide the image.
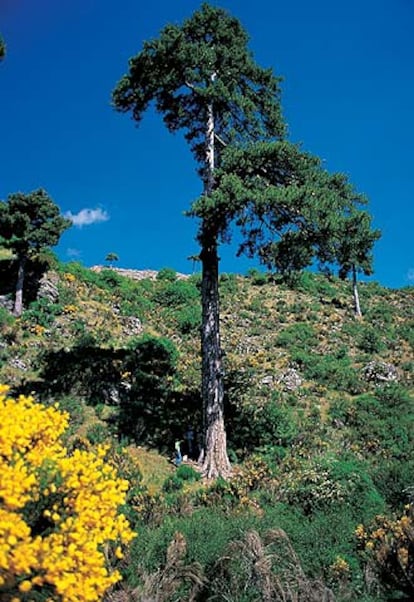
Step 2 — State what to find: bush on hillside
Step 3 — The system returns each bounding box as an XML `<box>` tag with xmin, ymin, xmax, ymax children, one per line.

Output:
<box><xmin>176</xmin><ymin>304</ymin><xmax>201</xmax><ymax>335</ymax></box>
<box><xmin>0</xmin><ymin>385</ymin><xmax>135</xmax><ymax>601</ymax></box>
<box><xmin>356</xmin><ymin>503</ymin><xmax>414</xmax><ymax>600</ymax></box>
<box><xmin>278</xmin><ymin>455</ymin><xmax>385</xmax><ymax>518</ymax></box>
<box><xmin>291</xmin><ymin>350</ymin><xmax>363</xmax><ymax>393</ymax></box>
<box><xmin>153</xmin><ymin>280</ymin><xmax>199</xmax><ymax>307</ymax></box>
<box><xmin>156</xmin><ymin>267</ymin><xmax>177</xmax><ymax>281</ymax></box>
<box><xmin>276</xmin><ymin>323</ymin><xmax>316</xmax><ymax>349</ymax></box>
<box><xmin>227</xmin><ymin>397</ymin><xmax>298</xmax><ymax>456</ymax></box>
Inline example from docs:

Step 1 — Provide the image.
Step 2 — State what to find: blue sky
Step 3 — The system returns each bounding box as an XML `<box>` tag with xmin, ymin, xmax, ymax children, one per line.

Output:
<box><xmin>1</xmin><ymin>0</ymin><xmax>413</xmax><ymax>288</ymax></box>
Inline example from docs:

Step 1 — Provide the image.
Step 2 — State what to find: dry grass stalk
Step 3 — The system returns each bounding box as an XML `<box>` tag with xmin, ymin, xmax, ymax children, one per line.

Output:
<box><xmin>213</xmin><ymin>528</ymin><xmax>335</xmax><ymax>602</ymax></box>
<box><xmin>105</xmin><ymin>531</ymin><xmax>205</xmax><ymax>602</ymax></box>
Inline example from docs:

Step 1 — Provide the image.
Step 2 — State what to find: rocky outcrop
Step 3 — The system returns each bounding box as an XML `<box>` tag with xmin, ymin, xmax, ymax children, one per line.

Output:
<box><xmin>9</xmin><ymin>357</ymin><xmax>28</xmax><ymax>371</ymax></box>
<box><xmin>37</xmin><ymin>272</ymin><xmax>59</xmax><ymax>303</ymax></box>
<box><xmin>277</xmin><ymin>368</ymin><xmax>302</xmax><ymax>391</ymax></box>
<box><xmin>90</xmin><ymin>266</ymin><xmax>189</xmax><ymax>281</ymax></box>
<box><xmin>120</xmin><ymin>316</ymin><xmax>143</xmax><ymax>337</ymax></box>
<box><xmin>363</xmin><ymin>361</ymin><xmax>398</xmax><ymax>384</ymax></box>
<box><xmin>261</xmin><ymin>368</ymin><xmax>302</xmax><ymax>391</ymax></box>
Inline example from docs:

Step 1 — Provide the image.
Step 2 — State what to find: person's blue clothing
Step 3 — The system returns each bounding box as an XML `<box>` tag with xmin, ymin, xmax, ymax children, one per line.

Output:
<box><xmin>174</xmin><ymin>440</ymin><xmax>182</xmax><ymax>466</ymax></box>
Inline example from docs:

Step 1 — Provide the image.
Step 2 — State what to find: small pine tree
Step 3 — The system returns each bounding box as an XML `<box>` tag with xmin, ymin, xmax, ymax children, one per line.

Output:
<box><xmin>0</xmin><ymin>189</ymin><xmax>70</xmax><ymax>316</ymax></box>
<box><xmin>105</xmin><ymin>252</ymin><xmax>119</xmax><ymax>268</ymax></box>
<box><xmin>0</xmin><ymin>36</ymin><xmax>6</xmax><ymax>62</ymax></box>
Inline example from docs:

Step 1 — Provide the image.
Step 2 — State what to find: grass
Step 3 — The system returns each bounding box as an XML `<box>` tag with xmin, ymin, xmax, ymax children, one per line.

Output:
<box><xmin>129</xmin><ymin>447</ymin><xmax>174</xmax><ymax>492</ymax></box>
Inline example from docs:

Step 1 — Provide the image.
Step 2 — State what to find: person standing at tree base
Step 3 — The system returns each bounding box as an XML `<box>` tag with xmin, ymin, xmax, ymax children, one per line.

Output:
<box><xmin>174</xmin><ymin>439</ymin><xmax>182</xmax><ymax>467</ymax></box>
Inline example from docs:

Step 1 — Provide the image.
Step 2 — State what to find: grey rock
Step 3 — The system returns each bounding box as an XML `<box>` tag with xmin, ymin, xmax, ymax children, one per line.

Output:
<box><xmin>363</xmin><ymin>361</ymin><xmax>398</xmax><ymax>383</ymax></box>
<box><xmin>37</xmin><ymin>273</ymin><xmax>59</xmax><ymax>303</ymax></box>
<box><xmin>277</xmin><ymin>368</ymin><xmax>302</xmax><ymax>391</ymax></box>
<box><xmin>120</xmin><ymin>316</ymin><xmax>143</xmax><ymax>337</ymax></box>
<box><xmin>0</xmin><ymin>295</ymin><xmax>14</xmax><ymax>312</ymax></box>
<box><xmin>9</xmin><ymin>357</ymin><xmax>28</xmax><ymax>371</ymax></box>
<box><xmin>105</xmin><ymin>385</ymin><xmax>121</xmax><ymax>405</ymax></box>
<box><xmin>91</xmin><ymin>266</ymin><xmax>189</xmax><ymax>281</ymax></box>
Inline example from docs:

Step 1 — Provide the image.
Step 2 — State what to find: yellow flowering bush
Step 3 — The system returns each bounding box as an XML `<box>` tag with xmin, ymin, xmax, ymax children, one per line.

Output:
<box><xmin>62</xmin><ymin>304</ymin><xmax>78</xmax><ymax>314</ymax></box>
<box><xmin>30</xmin><ymin>324</ymin><xmax>46</xmax><ymax>336</ymax></box>
<box><xmin>356</xmin><ymin>503</ymin><xmax>414</xmax><ymax>598</ymax></box>
<box><xmin>0</xmin><ymin>385</ymin><xmax>136</xmax><ymax>602</ymax></box>
<box><xmin>329</xmin><ymin>555</ymin><xmax>350</xmax><ymax>581</ymax></box>
<box><xmin>63</xmin><ymin>273</ymin><xmax>76</xmax><ymax>283</ymax></box>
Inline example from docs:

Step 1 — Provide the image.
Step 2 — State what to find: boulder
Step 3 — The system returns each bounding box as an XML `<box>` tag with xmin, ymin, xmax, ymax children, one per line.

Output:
<box><xmin>277</xmin><ymin>368</ymin><xmax>302</xmax><ymax>391</ymax></box>
<box><xmin>0</xmin><ymin>295</ymin><xmax>14</xmax><ymax>312</ymax></box>
<box><xmin>37</xmin><ymin>273</ymin><xmax>59</xmax><ymax>303</ymax></box>
<box><xmin>363</xmin><ymin>361</ymin><xmax>398</xmax><ymax>384</ymax></box>
<box><xmin>120</xmin><ymin>316</ymin><xmax>143</xmax><ymax>337</ymax></box>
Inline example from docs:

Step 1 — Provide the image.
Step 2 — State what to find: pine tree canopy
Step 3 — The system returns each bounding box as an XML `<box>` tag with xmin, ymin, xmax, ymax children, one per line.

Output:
<box><xmin>0</xmin><ymin>189</ymin><xmax>71</xmax><ymax>259</ymax></box>
<box><xmin>113</xmin><ymin>3</ymin><xmax>379</xmax><ymax>278</ymax></box>
<box><xmin>112</xmin><ymin>3</ymin><xmax>285</xmax><ymax>169</ymax></box>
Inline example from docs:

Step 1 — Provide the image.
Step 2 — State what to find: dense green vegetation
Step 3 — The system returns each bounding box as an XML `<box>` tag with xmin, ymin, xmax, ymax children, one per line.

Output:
<box><xmin>0</xmin><ymin>259</ymin><xmax>413</xmax><ymax>600</ymax></box>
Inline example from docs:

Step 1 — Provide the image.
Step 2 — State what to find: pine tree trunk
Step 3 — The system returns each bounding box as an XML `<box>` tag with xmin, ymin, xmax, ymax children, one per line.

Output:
<box><xmin>13</xmin><ymin>257</ymin><xmax>26</xmax><ymax>317</ymax></box>
<box><xmin>199</xmin><ymin>239</ymin><xmax>232</xmax><ymax>479</ymax></box>
<box><xmin>352</xmin><ymin>264</ymin><xmax>362</xmax><ymax>319</ymax></box>
<box><xmin>199</xmin><ymin>92</ymin><xmax>231</xmax><ymax>479</ymax></box>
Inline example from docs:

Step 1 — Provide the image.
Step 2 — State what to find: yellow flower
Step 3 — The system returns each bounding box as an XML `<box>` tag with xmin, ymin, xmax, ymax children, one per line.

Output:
<box><xmin>18</xmin><ymin>580</ymin><xmax>32</xmax><ymax>592</ymax></box>
<box><xmin>0</xmin><ymin>385</ymin><xmax>136</xmax><ymax>602</ymax></box>
<box><xmin>63</xmin><ymin>272</ymin><xmax>76</xmax><ymax>282</ymax></box>
<box><xmin>330</xmin><ymin>555</ymin><xmax>349</xmax><ymax>575</ymax></box>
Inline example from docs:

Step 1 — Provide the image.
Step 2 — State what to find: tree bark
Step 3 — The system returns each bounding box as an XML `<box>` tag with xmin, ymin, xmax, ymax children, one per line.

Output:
<box><xmin>13</xmin><ymin>257</ymin><xmax>26</xmax><ymax>317</ymax></box>
<box><xmin>199</xmin><ymin>240</ymin><xmax>232</xmax><ymax>479</ymax></box>
<box><xmin>352</xmin><ymin>264</ymin><xmax>362</xmax><ymax>319</ymax></box>
<box><xmin>199</xmin><ymin>93</ymin><xmax>232</xmax><ymax>479</ymax></box>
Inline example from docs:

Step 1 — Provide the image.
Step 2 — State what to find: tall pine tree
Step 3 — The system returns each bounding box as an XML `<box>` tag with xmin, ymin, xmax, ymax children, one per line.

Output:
<box><xmin>113</xmin><ymin>3</ymin><xmax>378</xmax><ymax>477</ymax></box>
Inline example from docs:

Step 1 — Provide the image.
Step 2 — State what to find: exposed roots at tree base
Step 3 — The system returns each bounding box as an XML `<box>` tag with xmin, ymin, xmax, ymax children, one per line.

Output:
<box><xmin>200</xmin><ymin>419</ymin><xmax>232</xmax><ymax>480</ymax></box>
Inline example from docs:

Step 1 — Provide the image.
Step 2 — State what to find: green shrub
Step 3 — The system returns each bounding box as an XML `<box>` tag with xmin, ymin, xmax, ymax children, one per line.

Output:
<box><xmin>175</xmin><ymin>464</ymin><xmax>201</xmax><ymax>482</ymax></box>
<box><xmin>219</xmin><ymin>272</ymin><xmax>238</xmax><ymax>294</ymax></box>
<box><xmin>86</xmin><ymin>422</ymin><xmax>108</xmax><ymax>445</ymax></box>
<box><xmin>331</xmin><ymin>385</ymin><xmax>414</xmax><ymax>466</ymax></box>
<box><xmin>98</xmin><ymin>268</ymin><xmax>124</xmax><ymax>288</ymax></box>
<box><xmin>276</xmin><ymin>322</ymin><xmax>316</xmax><ymax>349</ymax></box>
<box><xmin>62</xmin><ymin>262</ymin><xmax>104</xmax><ymax>288</ymax></box>
<box><xmin>291</xmin><ymin>351</ymin><xmax>362</xmax><ymax>393</ymax></box>
<box><xmin>22</xmin><ymin>297</ymin><xmax>62</xmax><ymax>328</ymax></box>
<box><xmin>156</xmin><ymin>267</ymin><xmax>177</xmax><ymax>281</ymax></box>
<box><xmin>397</xmin><ymin>320</ymin><xmax>414</xmax><ymax>349</ymax></box>
<box><xmin>228</xmin><ymin>398</ymin><xmax>298</xmax><ymax>454</ymax></box>
<box><xmin>0</xmin><ymin>305</ymin><xmax>14</xmax><ymax>329</ymax></box>
<box><xmin>176</xmin><ymin>305</ymin><xmax>201</xmax><ymax>335</ymax></box>
<box><xmin>295</xmin><ymin>272</ymin><xmax>337</xmax><ymax>298</ymax></box>
<box><xmin>162</xmin><ymin>465</ymin><xmax>201</xmax><ymax>494</ymax></box>
<box><xmin>373</xmin><ymin>458</ymin><xmax>414</xmax><ymax>508</ymax></box>
<box><xmin>246</xmin><ymin>268</ymin><xmax>268</xmax><ymax>286</ymax></box>
<box><xmin>154</xmin><ymin>280</ymin><xmax>198</xmax><ymax>307</ymax></box>
<box><xmin>162</xmin><ymin>474</ymin><xmax>183</xmax><ymax>493</ymax></box>
<box><xmin>365</xmin><ymin>304</ymin><xmax>395</xmax><ymax>327</ymax></box>
<box><xmin>357</xmin><ymin>325</ymin><xmax>385</xmax><ymax>354</ymax></box>
<box><xmin>278</xmin><ymin>455</ymin><xmax>385</xmax><ymax>518</ymax></box>
<box><xmin>60</xmin><ymin>395</ymin><xmax>86</xmax><ymax>430</ymax></box>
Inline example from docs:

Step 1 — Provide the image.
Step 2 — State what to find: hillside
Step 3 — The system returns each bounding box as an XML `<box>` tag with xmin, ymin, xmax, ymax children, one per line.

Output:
<box><xmin>0</xmin><ymin>261</ymin><xmax>413</xmax><ymax>601</ymax></box>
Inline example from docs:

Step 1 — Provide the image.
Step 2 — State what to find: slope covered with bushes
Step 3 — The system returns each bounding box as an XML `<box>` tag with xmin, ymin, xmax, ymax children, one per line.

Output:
<box><xmin>0</xmin><ymin>260</ymin><xmax>413</xmax><ymax>601</ymax></box>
